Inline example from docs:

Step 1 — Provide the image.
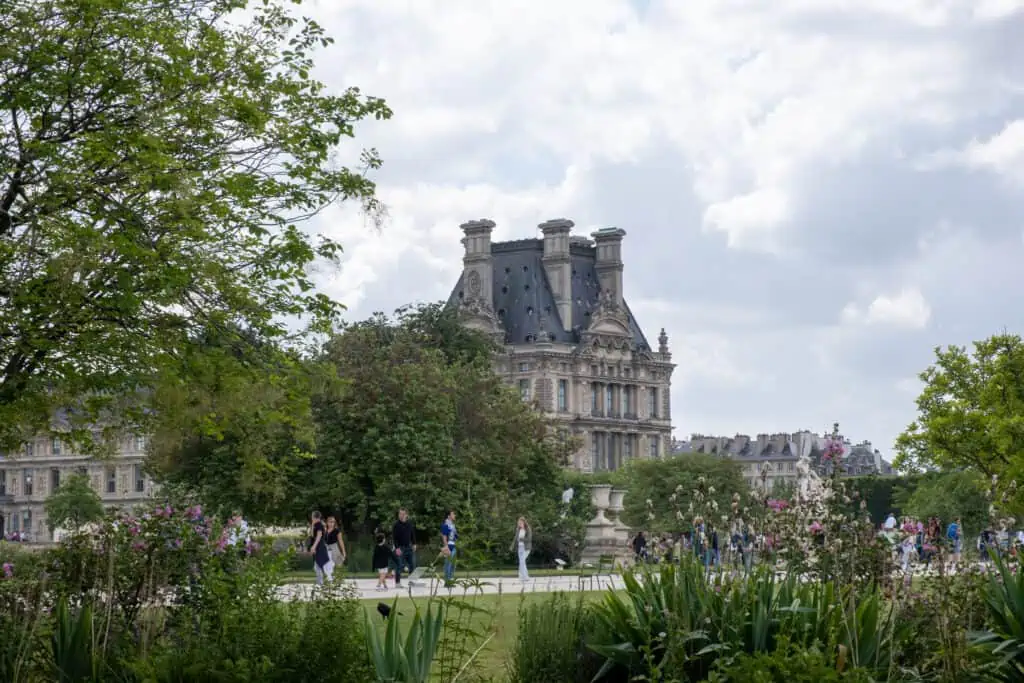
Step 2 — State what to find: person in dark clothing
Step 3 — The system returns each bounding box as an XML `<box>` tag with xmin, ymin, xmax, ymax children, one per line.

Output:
<box><xmin>308</xmin><ymin>510</ymin><xmax>332</xmax><ymax>585</ymax></box>
<box><xmin>391</xmin><ymin>508</ymin><xmax>416</xmax><ymax>587</ymax></box>
<box><xmin>372</xmin><ymin>533</ymin><xmax>392</xmax><ymax>591</ymax></box>
<box><xmin>632</xmin><ymin>531</ymin><xmax>648</xmax><ymax>563</ymax></box>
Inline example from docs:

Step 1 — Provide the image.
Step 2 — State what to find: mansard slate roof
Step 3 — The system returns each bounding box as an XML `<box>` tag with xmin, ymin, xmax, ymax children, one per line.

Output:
<box><xmin>447</xmin><ymin>238</ymin><xmax>652</xmax><ymax>350</ymax></box>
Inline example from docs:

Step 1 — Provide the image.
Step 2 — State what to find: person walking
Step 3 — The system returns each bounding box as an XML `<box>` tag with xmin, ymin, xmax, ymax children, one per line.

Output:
<box><xmin>441</xmin><ymin>509</ymin><xmax>458</xmax><ymax>582</ymax></box>
<box><xmin>392</xmin><ymin>508</ymin><xmax>416</xmax><ymax>588</ymax></box>
<box><xmin>325</xmin><ymin>515</ymin><xmax>346</xmax><ymax>569</ymax></box>
<box><xmin>372</xmin><ymin>532</ymin><xmax>391</xmax><ymax>591</ymax></box>
<box><xmin>947</xmin><ymin>517</ymin><xmax>962</xmax><ymax>569</ymax></box>
<box><xmin>510</xmin><ymin>516</ymin><xmax>532</xmax><ymax>581</ymax></box>
<box><xmin>631</xmin><ymin>531</ymin><xmax>648</xmax><ymax>564</ymax></box>
<box><xmin>308</xmin><ymin>511</ymin><xmax>333</xmax><ymax>585</ymax></box>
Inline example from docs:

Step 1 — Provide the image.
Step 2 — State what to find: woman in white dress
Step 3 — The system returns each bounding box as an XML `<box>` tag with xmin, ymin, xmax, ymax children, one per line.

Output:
<box><xmin>510</xmin><ymin>516</ymin><xmax>532</xmax><ymax>581</ymax></box>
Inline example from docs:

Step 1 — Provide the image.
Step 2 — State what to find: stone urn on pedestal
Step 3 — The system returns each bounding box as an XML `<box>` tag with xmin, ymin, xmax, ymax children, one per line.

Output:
<box><xmin>609</xmin><ymin>489</ymin><xmax>631</xmax><ymax>551</ymax></box>
<box><xmin>581</xmin><ymin>484</ymin><xmax>629</xmax><ymax>565</ymax></box>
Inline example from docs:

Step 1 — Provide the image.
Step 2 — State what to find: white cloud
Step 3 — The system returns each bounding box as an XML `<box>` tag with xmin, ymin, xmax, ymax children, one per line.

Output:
<box><xmin>840</xmin><ymin>289</ymin><xmax>932</xmax><ymax>329</ymax></box>
<box><xmin>291</xmin><ymin>0</ymin><xmax>1024</xmax><ymax>453</ymax></box>
<box><xmin>962</xmin><ymin>119</ymin><xmax>1024</xmax><ymax>184</ymax></box>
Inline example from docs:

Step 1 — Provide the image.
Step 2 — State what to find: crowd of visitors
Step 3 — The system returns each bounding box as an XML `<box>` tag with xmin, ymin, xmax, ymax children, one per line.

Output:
<box><xmin>304</xmin><ymin>506</ymin><xmax>535</xmax><ymax>588</ymax></box>
<box><xmin>626</xmin><ymin>510</ymin><xmax>1024</xmax><ymax>575</ymax></box>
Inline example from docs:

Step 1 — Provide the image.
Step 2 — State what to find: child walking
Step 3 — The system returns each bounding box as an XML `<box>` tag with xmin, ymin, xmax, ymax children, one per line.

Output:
<box><xmin>372</xmin><ymin>532</ymin><xmax>391</xmax><ymax>591</ymax></box>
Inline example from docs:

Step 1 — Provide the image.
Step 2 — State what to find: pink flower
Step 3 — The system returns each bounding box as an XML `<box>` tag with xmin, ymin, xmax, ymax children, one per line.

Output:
<box><xmin>131</xmin><ymin>541</ymin><xmax>147</xmax><ymax>551</ymax></box>
<box><xmin>809</xmin><ymin>521</ymin><xmax>823</xmax><ymax>534</ymax></box>
<box><xmin>2</xmin><ymin>562</ymin><xmax>13</xmax><ymax>579</ymax></box>
<box><xmin>186</xmin><ymin>505</ymin><xmax>203</xmax><ymax>521</ymax></box>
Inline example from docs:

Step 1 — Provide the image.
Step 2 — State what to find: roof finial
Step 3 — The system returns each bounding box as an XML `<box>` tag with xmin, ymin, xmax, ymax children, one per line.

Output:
<box><xmin>658</xmin><ymin>327</ymin><xmax>669</xmax><ymax>354</ymax></box>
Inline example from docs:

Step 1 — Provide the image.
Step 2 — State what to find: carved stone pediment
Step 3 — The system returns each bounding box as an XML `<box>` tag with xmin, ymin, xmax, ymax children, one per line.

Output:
<box><xmin>587</xmin><ymin>289</ymin><xmax>631</xmax><ymax>336</ymax></box>
<box><xmin>458</xmin><ymin>297</ymin><xmax>500</xmax><ymax>335</ymax></box>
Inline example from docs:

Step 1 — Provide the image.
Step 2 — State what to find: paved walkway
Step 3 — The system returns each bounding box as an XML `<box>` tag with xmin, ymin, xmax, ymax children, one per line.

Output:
<box><xmin>277</xmin><ymin>573</ymin><xmax>627</xmax><ymax>601</ymax></box>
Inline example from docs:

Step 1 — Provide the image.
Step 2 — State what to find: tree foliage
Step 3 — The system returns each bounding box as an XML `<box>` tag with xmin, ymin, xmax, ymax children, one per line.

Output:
<box><xmin>43</xmin><ymin>472</ymin><xmax>105</xmax><ymax>531</ymax></box>
<box><xmin>145</xmin><ymin>325</ymin><xmax>319</xmax><ymax>521</ymax></box>
<box><xmin>895</xmin><ymin>334</ymin><xmax>1024</xmax><ymax>505</ymax></box>
<box><xmin>620</xmin><ymin>454</ymin><xmax>748</xmax><ymax>531</ymax></box>
<box><xmin>899</xmin><ymin>470</ymin><xmax>989</xmax><ymax>535</ymax></box>
<box><xmin>152</xmin><ymin>304</ymin><xmax>578</xmax><ymax>564</ymax></box>
<box><xmin>0</xmin><ymin>0</ymin><xmax>390</xmax><ymax>450</ymax></box>
<box><xmin>309</xmin><ymin>305</ymin><xmax>570</xmax><ymax>536</ymax></box>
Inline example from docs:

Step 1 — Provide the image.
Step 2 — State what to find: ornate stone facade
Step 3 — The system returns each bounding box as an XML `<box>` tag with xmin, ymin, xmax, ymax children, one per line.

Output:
<box><xmin>448</xmin><ymin>218</ymin><xmax>674</xmax><ymax>472</ymax></box>
<box><xmin>0</xmin><ymin>432</ymin><xmax>155</xmax><ymax>541</ymax></box>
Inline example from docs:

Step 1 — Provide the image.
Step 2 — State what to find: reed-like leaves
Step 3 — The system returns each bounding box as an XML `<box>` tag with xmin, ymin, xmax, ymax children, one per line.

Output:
<box><xmin>364</xmin><ymin>600</ymin><xmax>446</xmax><ymax>683</ymax></box>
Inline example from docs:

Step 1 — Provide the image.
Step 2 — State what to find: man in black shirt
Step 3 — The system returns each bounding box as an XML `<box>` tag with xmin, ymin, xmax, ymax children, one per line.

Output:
<box><xmin>391</xmin><ymin>508</ymin><xmax>416</xmax><ymax>587</ymax></box>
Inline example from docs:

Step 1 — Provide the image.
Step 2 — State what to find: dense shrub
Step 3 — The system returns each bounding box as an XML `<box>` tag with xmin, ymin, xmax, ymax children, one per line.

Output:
<box><xmin>708</xmin><ymin>640</ymin><xmax>874</xmax><ymax>682</ymax></box>
<box><xmin>0</xmin><ymin>502</ymin><xmax>369</xmax><ymax>682</ymax></box>
<box><xmin>506</xmin><ymin>593</ymin><xmax>603</xmax><ymax>683</ymax></box>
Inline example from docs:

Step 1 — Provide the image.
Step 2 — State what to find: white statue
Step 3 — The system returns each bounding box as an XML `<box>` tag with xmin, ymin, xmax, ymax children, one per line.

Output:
<box><xmin>562</xmin><ymin>487</ymin><xmax>575</xmax><ymax>505</ymax></box>
<box><xmin>796</xmin><ymin>455</ymin><xmax>824</xmax><ymax>500</ymax></box>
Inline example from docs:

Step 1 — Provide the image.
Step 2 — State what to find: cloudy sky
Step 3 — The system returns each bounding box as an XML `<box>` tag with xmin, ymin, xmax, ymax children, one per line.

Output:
<box><xmin>302</xmin><ymin>0</ymin><xmax>1024</xmax><ymax>459</ymax></box>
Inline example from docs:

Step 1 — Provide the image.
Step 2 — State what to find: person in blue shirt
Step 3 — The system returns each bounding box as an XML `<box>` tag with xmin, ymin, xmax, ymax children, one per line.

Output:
<box><xmin>441</xmin><ymin>509</ymin><xmax>458</xmax><ymax>581</ymax></box>
<box><xmin>946</xmin><ymin>518</ymin><xmax>962</xmax><ymax>568</ymax></box>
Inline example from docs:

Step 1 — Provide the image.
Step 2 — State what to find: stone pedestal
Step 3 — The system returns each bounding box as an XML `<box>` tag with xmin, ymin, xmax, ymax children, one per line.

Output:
<box><xmin>609</xmin><ymin>489</ymin><xmax>631</xmax><ymax>549</ymax></box>
<box><xmin>581</xmin><ymin>485</ymin><xmax>631</xmax><ymax>565</ymax></box>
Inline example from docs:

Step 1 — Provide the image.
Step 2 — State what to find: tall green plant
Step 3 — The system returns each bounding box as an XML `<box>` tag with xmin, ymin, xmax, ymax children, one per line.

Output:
<box><xmin>971</xmin><ymin>554</ymin><xmax>1024</xmax><ymax>681</ymax></box>
<box><xmin>364</xmin><ymin>601</ymin><xmax>446</xmax><ymax>683</ymax></box>
<box><xmin>506</xmin><ymin>593</ymin><xmax>601</xmax><ymax>683</ymax></box>
<box><xmin>51</xmin><ymin>599</ymin><xmax>100</xmax><ymax>683</ymax></box>
<box><xmin>585</xmin><ymin>559</ymin><xmax>903</xmax><ymax>682</ymax></box>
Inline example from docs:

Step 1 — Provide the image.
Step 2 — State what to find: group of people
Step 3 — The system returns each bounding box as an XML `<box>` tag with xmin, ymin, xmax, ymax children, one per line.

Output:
<box><xmin>631</xmin><ymin>518</ymin><xmax>754</xmax><ymax>570</ymax></box>
<box><xmin>306</xmin><ymin>508</ymin><xmax>533</xmax><ymax>588</ymax></box>
<box><xmin>883</xmin><ymin>512</ymin><xmax>1024</xmax><ymax>571</ymax></box>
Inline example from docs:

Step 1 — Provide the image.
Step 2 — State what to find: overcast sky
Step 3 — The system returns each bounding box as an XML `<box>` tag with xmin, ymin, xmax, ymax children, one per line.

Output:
<box><xmin>301</xmin><ymin>0</ymin><xmax>1024</xmax><ymax>459</ymax></box>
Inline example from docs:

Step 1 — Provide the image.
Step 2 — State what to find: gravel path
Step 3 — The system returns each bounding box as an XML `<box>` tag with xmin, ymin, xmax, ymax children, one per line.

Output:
<box><xmin>276</xmin><ymin>573</ymin><xmax>627</xmax><ymax>601</ymax></box>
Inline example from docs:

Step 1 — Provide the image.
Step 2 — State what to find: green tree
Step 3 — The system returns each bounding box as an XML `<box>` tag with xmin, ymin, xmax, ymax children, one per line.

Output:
<box><xmin>841</xmin><ymin>474</ymin><xmax>918</xmax><ymax>525</ymax></box>
<box><xmin>895</xmin><ymin>334</ymin><xmax>1024</xmax><ymax>507</ymax></box>
<box><xmin>0</xmin><ymin>0</ymin><xmax>391</xmax><ymax>451</ymax></box>
<box><xmin>152</xmin><ymin>304</ymin><xmax>576</xmax><ymax>565</ymax></box>
<box><xmin>620</xmin><ymin>454</ymin><xmax>748</xmax><ymax>532</ymax></box>
<box><xmin>146</xmin><ymin>325</ymin><xmax>320</xmax><ymax>521</ymax></box>
<box><xmin>44</xmin><ymin>473</ymin><xmax>105</xmax><ymax>531</ymax></box>
<box><xmin>901</xmin><ymin>470</ymin><xmax>988</xmax><ymax>536</ymax></box>
<box><xmin>309</xmin><ymin>306</ymin><xmax>570</xmax><ymax>540</ymax></box>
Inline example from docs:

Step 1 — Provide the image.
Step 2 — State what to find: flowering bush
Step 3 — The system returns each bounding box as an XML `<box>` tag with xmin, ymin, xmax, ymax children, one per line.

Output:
<box><xmin>0</xmin><ymin>499</ymin><xmax>371</xmax><ymax>682</ymax></box>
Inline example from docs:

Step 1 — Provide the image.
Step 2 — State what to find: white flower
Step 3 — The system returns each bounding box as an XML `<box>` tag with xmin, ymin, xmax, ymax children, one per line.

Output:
<box><xmin>676</xmin><ymin>510</ymin><xmax>684</xmax><ymax>520</ymax></box>
<box><xmin>708</xmin><ymin>486</ymin><xmax>716</xmax><ymax>495</ymax></box>
<box><xmin>646</xmin><ymin>498</ymin><xmax>653</xmax><ymax>507</ymax></box>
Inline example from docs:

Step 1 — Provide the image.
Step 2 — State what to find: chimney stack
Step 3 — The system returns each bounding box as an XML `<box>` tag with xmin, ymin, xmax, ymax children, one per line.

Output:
<box><xmin>540</xmin><ymin>218</ymin><xmax>574</xmax><ymax>328</ymax></box>
<box><xmin>460</xmin><ymin>219</ymin><xmax>495</xmax><ymax>305</ymax></box>
<box><xmin>591</xmin><ymin>227</ymin><xmax>626</xmax><ymax>308</ymax></box>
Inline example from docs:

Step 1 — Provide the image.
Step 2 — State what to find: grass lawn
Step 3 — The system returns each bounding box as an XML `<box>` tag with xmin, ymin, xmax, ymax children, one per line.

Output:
<box><xmin>359</xmin><ymin>588</ymin><xmax>607</xmax><ymax>679</ymax></box>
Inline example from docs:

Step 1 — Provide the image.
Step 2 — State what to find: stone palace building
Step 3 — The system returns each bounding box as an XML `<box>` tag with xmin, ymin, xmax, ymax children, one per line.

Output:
<box><xmin>447</xmin><ymin>218</ymin><xmax>674</xmax><ymax>472</ymax></box>
<box><xmin>673</xmin><ymin>430</ymin><xmax>894</xmax><ymax>491</ymax></box>
<box><xmin>0</xmin><ymin>431</ymin><xmax>155</xmax><ymax>541</ymax></box>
